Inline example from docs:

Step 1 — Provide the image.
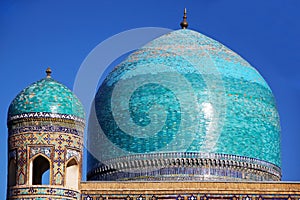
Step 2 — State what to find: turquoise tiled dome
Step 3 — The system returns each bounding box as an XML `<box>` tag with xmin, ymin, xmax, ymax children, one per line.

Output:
<box><xmin>8</xmin><ymin>76</ymin><xmax>85</xmax><ymax>119</ymax></box>
<box><xmin>88</xmin><ymin>29</ymin><xmax>281</xmax><ymax>180</ymax></box>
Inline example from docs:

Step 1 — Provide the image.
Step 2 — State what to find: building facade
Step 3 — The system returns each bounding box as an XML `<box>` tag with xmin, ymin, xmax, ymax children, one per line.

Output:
<box><xmin>6</xmin><ymin>11</ymin><xmax>300</xmax><ymax>200</ymax></box>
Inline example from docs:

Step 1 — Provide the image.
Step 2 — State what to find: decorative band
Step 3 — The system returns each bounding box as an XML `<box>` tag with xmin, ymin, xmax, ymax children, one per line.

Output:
<box><xmin>9</xmin><ymin>124</ymin><xmax>84</xmax><ymax>136</ymax></box>
<box><xmin>8</xmin><ymin>186</ymin><xmax>80</xmax><ymax>199</ymax></box>
<box><xmin>89</xmin><ymin>166</ymin><xmax>279</xmax><ymax>182</ymax></box>
<box><xmin>8</xmin><ymin>112</ymin><xmax>85</xmax><ymax>124</ymax></box>
<box><xmin>88</xmin><ymin>152</ymin><xmax>281</xmax><ymax>181</ymax></box>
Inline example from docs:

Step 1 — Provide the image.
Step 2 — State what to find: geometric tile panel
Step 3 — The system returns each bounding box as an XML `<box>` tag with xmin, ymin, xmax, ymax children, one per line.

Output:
<box><xmin>8</xmin><ymin>185</ymin><xmax>80</xmax><ymax>199</ymax></box>
<box><xmin>9</xmin><ymin>131</ymin><xmax>82</xmax><ymax>186</ymax></box>
<box><xmin>9</xmin><ymin>132</ymin><xmax>82</xmax><ymax>151</ymax></box>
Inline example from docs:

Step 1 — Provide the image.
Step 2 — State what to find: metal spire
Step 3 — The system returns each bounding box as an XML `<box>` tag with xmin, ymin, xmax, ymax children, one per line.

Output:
<box><xmin>180</xmin><ymin>8</ymin><xmax>188</xmax><ymax>29</ymax></box>
<box><xmin>46</xmin><ymin>67</ymin><xmax>52</xmax><ymax>78</ymax></box>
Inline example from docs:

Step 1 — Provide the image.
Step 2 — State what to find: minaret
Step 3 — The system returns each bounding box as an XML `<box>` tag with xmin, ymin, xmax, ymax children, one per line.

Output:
<box><xmin>7</xmin><ymin>68</ymin><xmax>85</xmax><ymax>199</ymax></box>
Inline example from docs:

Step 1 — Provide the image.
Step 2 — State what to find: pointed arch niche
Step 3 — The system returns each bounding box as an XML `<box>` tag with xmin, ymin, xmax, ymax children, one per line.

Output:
<box><xmin>65</xmin><ymin>158</ymin><xmax>79</xmax><ymax>189</ymax></box>
<box><xmin>8</xmin><ymin>158</ymin><xmax>16</xmax><ymax>186</ymax></box>
<box><xmin>29</xmin><ymin>154</ymin><xmax>50</xmax><ymax>185</ymax></box>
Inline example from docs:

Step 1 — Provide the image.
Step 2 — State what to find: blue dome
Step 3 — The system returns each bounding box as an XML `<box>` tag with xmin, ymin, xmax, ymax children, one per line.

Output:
<box><xmin>8</xmin><ymin>76</ymin><xmax>85</xmax><ymax>119</ymax></box>
<box><xmin>88</xmin><ymin>29</ymin><xmax>281</xmax><ymax>181</ymax></box>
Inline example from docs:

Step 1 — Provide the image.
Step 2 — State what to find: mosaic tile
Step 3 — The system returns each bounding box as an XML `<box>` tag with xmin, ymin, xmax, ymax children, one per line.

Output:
<box><xmin>8</xmin><ymin>186</ymin><xmax>80</xmax><ymax>199</ymax></box>
<box><xmin>88</xmin><ymin>29</ymin><xmax>281</xmax><ymax>181</ymax></box>
<box><xmin>8</xmin><ymin>78</ymin><xmax>85</xmax><ymax>119</ymax></box>
<box><xmin>66</xmin><ymin>149</ymin><xmax>81</xmax><ymax>161</ymax></box>
<box><xmin>30</xmin><ymin>146</ymin><xmax>52</xmax><ymax>158</ymax></box>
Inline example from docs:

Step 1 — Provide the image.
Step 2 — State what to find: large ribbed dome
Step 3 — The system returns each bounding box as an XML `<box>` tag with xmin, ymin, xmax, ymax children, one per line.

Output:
<box><xmin>8</xmin><ymin>75</ymin><xmax>85</xmax><ymax>120</ymax></box>
<box><xmin>87</xmin><ymin>29</ymin><xmax>281</xmax><ymax>181</ymax></box>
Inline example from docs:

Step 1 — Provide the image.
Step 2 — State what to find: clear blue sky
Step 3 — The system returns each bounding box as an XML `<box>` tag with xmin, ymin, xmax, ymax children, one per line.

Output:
<box><xmin>0</xmin><ymin>0</ymin><xmax>299</xmax><ymax>198</ymax></box>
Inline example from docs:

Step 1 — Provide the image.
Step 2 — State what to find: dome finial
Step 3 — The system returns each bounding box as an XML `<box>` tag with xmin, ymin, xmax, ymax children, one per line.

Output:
<box><xmin>46</xmin><ymin>67</ymin><xmax>52</xmax><ymax>78</ymax></box>
<box><xmin>180</xmin><ymin>8</ymin><xmax>188</xmax><ymax>29</ymax></box>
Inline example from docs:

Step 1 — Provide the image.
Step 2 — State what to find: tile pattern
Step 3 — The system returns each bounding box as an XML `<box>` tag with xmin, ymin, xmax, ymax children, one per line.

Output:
<box><xmin>88</xmin><ymin>29</ymin><xmax>281</xmax><ymax>181</ymax></box>
<box><xmin>8</xmin><ymin>185</ymin><xmax>80</xmax><ymax>199</ymax></box>
<box><xmin>9</xmin><ymin>124</ymin><xmax>84</xmax><ymax>136</ymax></box>
<box><xmin>10</xmin><ymin>131</ymin><xmax>82</xmax><ymax>185</ymax></box>
<box><xmin>8</xmin><ymin>77</ymin><xmax>85</xmax><ymax>119</ymax></box>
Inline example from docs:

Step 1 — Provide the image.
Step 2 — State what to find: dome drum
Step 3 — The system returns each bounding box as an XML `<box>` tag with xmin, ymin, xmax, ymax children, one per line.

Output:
<box><xmin>7</xmin><ymin>112</ymin><xmax>85</xmax><ymax>124</ymax></box>
<box><xmin>7</xmin><ymin>112</ymin><xmax>85</xmax><ymax>137</ymax></box>
<box><xmin>88</xmin><ymin>152</ymin><xmax>281</xmax><ymax>181</ymax></box>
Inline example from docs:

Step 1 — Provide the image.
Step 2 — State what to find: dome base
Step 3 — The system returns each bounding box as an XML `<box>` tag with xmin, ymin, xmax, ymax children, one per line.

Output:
<box><xmin>87</xmin><ymin>152</ymin><xmax>281</xmax><ymax>181</ymax></box>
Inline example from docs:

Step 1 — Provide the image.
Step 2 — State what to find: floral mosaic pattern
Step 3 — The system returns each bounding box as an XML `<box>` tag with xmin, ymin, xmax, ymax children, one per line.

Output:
<box><xmin>66</xmin><ymin>149</ymin><xmax>81</xmax><ymax>161</ymax></box>
<box><xmin>30</xmin><ymin>146</ymin><xmax>52</xmax><ymax>159</ymax></box>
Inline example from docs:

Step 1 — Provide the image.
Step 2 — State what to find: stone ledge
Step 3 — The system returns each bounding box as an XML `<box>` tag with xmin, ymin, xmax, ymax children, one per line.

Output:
<box><xmin>80</xmin><ymin>181</ymin><xmax>300</xmax><ymax>195</ymax></box>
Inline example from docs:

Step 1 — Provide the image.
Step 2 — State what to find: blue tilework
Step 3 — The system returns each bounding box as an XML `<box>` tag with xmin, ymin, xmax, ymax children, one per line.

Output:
<box><xmin>89</xmin><ymin>29</ymin><xmax>281</xmax><ymax>171</ymax></box>
<box><xmin>8</xmin><ymin>186</ymin><xmax>80</xmax><ymax>199</ymax></box>
<box><xmin>8</xmin><ymin>78</ymin><xmax>85</xmax><ymax>119</ymax></box>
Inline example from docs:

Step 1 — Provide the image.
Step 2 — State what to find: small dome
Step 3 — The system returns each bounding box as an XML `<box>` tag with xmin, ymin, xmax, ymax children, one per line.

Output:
<box><xmin>88</xmin><ymin>29</ymin><xmax>281</xmax><ymax>181</ymax></box>
<box><xmin>8</xmin><ymin>75</ymin><xmax>85</xmax><ymax>119</ymax></box>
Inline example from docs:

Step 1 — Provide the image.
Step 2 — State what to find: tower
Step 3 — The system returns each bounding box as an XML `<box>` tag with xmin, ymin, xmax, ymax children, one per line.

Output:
<box><xmin>7</xmin><ymin>68</ymin><xmax>85</xmax><ymax>199</ymax></box>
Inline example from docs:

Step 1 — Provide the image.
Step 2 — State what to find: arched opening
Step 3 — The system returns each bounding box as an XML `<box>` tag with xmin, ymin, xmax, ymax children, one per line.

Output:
<box><xmin>65</xmin><ymin>158</ymin><xmax>79</xmax><ymax>189</ymax></box>
<box><xmin>8</xmin><ymin>158</ymin><xmax>16</xmax><ymax>186</ymax></box>
<box><xmin>30</xmin><ymin>155</ymin><xmax>50</xmax><ymax>185</ymax></box>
